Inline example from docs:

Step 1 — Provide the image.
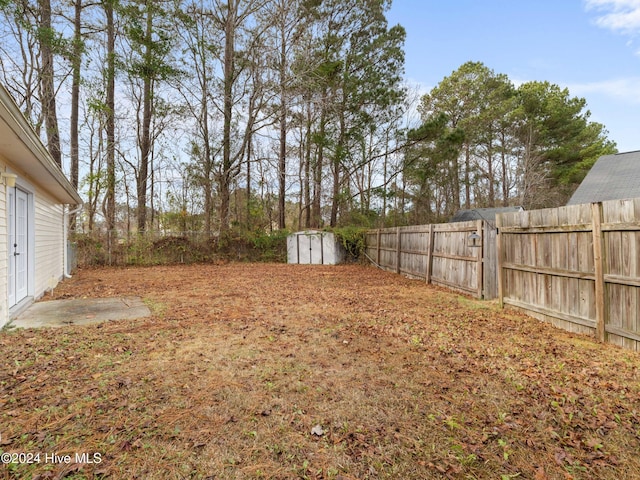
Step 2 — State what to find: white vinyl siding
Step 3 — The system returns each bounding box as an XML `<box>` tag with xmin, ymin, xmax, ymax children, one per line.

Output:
<box><xmin>0</xmin><ymin>84</ymin><xmax>80</xmax><ymax>328</ymax></box>
<box><xmin>0</xmin><ymin>174</ymin><xmax>65</xmax><ymax>328</ymax></box>
<box><xmin>34</xmin><ymin>188</ymin><xmax>64</xmax><ymax>298</ymax></box>
<box><xmin>0</xmin><ymin>166</ymin><xmax>7</xmax><ymax>323</ymax></box>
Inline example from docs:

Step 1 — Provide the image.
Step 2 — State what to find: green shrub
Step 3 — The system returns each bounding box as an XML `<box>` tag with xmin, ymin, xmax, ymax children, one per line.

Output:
<box><xmin>74</xmin><ymin>229</ymin><xmax>289</xmax><ymax>266</ymax></box>
<box><xmin>217</xmin><ymin>228</ymin><xmax>289</xmax><ymax>262</ymax></box>
<box><xmin>332</xmin><ymin>226</ymin><xmax>368</xmax><ymax>262</ymax></box>
<box><xmin>250</xmin><ymin>229</ymin><xmax>290</xmax><ymax>262</ymax></box>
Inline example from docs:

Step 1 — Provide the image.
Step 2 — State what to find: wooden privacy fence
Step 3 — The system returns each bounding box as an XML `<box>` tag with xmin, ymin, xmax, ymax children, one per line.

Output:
<box><xmin>496</xmin><ymin>198</ymin><xmax>640</xmax><ymax>350</ymax></box>
<box><xmin>365</xmin><ymin>220</ymin><xmax>498</xmax><ymax>299</ymax></box>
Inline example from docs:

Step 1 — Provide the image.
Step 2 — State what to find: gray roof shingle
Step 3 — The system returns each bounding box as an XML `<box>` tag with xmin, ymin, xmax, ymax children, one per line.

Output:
<box><xmin>568</xmin><ymin>151</ymin><xmax>640</xmax><ymax>205</ymax></box>
<box><xmin>449</xmin><ymin>206</ymin><xmax>524</xmax><ymax>223</ymax></box>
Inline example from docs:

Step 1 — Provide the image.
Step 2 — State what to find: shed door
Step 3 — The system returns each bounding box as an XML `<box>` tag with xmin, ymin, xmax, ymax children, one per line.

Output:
<box><xmin>8</xmin><ymin>188</ymin><xmax>30</xmax><ymax>307</ymax></box>
<box><xmin>297</xmin><ymin>233</ymin><xmax>324</xmax><ymax>264</ymax></box>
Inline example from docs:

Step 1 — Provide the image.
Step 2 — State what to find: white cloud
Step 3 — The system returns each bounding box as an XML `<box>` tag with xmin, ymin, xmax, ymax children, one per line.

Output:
<box><xmin>585</xmin><ymin>0</ymin><xmax>640</xmax><ymax>34</ymax></box>
<box><xmin>509</xmin><ymin>77</ymin><xmax>530</xmax><ymax>88</ymax></box>
<box><xmin>567</xmin><ymin>77</ymin><xmax>640</xmax><ymax>102</ymax></box>
<box><xmin>508</xmin><ymin>76</ymin><xmax>640</xmax><ymax>105</ymax></box>
<box><xmin>404</xmin><ymin>78</ymin><xmax>432</xmax><ymax>96</ymax></box>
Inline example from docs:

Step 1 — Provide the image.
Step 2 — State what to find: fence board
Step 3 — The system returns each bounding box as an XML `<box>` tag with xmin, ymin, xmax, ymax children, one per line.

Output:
<box><xmin>483</xmin><ymin>225</ymin><xmax>497</xmax><ymax>299</ymax></box>
<box><xmin>498</xmin><ymin>198</ymin><xmax>640</xmax><ymax>351</ymax></box>
<box><xmin>366</xmin><ymin>220</ymin><xmax>496</xmax><ymax>299</ymax></box>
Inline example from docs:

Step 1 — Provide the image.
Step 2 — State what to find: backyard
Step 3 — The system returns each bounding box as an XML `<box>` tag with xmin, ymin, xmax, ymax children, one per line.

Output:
<box><xmin>1</xmin><ymin>263</ymin><xmax>639</xmax><ymax>479</ymax></box>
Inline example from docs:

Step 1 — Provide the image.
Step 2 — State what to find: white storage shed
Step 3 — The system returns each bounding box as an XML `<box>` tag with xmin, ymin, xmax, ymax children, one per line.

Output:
<box><xmin>287</xmin><ymin>230</ymin><xmax>345</xmax><ymax>265</ymax></box>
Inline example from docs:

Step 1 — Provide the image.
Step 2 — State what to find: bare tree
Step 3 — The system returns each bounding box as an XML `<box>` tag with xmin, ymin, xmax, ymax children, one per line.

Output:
<box><xmin>38</xmin><ymin>0</ymin><xmax>62</xmax><ymax>166</ymax></box>
<box><xmin>175</xmin><ymin>2</ymin><xmax>219</xmax><ymax>236</ymax></box>
<box><xmin>104</xmin><ymin>0</ymin><xmax>116</xmax><ymax>236</ymax></box>
<box><xmin>259</xmin><ymin>0</ymin><xmax>302</xmax><ymax>229</ymax></box>
<box><xmin>210</xmin><ymin>0</ymin><xmax>268</xmax><ymax>234</ymax></box>
<box><xmin>0</xmin><ymin>2</ymin><xmax>43</xmax><ymax>130</ymax></box>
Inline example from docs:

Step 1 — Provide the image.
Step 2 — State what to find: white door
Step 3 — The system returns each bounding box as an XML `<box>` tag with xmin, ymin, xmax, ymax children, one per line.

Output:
<box><xmin>8</xmin><ymin>188</ymin><xmax>29</xmax><ymax>307</ymax></box>
<box><xmin>309</xmin><ymin>234</ymin><xmax>324</xmax><ymax>264</ymax></box>
<box><xmin>297</xmin><ymin>233</ymin><xmax>324</xmax><ymax>264</ymax></box>
<box><xmin>296</xmin><ymin>234</ymin><xmax>311</xmax><ymax>264</ymax></box>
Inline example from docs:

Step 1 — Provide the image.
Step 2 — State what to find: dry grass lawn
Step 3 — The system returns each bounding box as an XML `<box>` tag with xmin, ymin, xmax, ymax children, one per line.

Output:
<box><xmin>1</xmin><ymin>263</ymin><xmax>639</xmax><ymax>479</ymax></box>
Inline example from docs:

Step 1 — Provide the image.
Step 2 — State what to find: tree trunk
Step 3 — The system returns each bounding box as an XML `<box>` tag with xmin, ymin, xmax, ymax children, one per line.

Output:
<box><xmin>246</xmin><ymin>136</ymin><xmax>252</xmax><ymax>230</ymax></box>
<box><xmin>277</xmin><ymin>15</ymin><xmax>287</xmax><ymax>230</ymax></box>
<box><xmin>219</xmin><ymin>0</ymin><xmax>236</xmax><ymax>235</ymax></box>
<box><xmin>105</xmin><ymin>1</ymin><xmax>116</xmax><ymax>236</ymax></box>
<box><xmin>501</xmin><ymin>131</ymin><xmax>509</xmax><ymax>207</ymax></box>
<box><xmin>382</xmin><ymin>129</ymin><xmax>389</xmax><ymax>225</ymax></box>
<box><xmin>311</xmin><ymin>102</ymin><xmax>326</xmax><ymax>229</ymax></box>
<box><xmin>39</xmin><ymin>0</ymin><xmax>62</xmax><ymax>167</ymax></box>
<box><xmin>487</xmin><ymin>140</ymin><xmax>494</xmax><ymax>206</ymax></box>
<box><xmin>278</xmin><ymin>102</ymin><xmax>286</xmax><ymax>229</ymax></box>
<box><xmin>330</xmin><ymin>95</ymin><xmax>346</xmax><ymax>228</ymax></box>
<box><xmin>137</xmin><ymin>2</ymin><xmax>153</xmax><ymax>233</ymax></box>
<box><xmin>203</xmin><ymin>99</ymin><xmax>213</xmax><ymax>236</ymax></box>
<box><xmin>69</xmin><ymin>0</ymin><xmax>82</xmax><ymax>230</ymax></box>
<box><xmin>329</xmin><ymin>155</ymin><xmax>340</xmax><ymax>227</ymax></box>
<box><xmin>304</xmin><ymin>100</ymin><xmax>312</xmax><ymax>228</ymax></box>
<box><xmin>463</xmin><ymin>145</ymin><xmax>470</xmax><ymax>209</ymax></box>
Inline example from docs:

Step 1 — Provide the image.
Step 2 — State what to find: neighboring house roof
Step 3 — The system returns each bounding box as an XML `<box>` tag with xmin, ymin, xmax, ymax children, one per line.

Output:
<box><xmin>567</xmin><ymin>151</ymin><xmax>640</xmax><ymax>205</ymax></box>
<box><xmin>0</xmin><ymin>83</ymin><xmax>81</xmax><ymax>205</ymax></box>
<box><xmin>450</xmin><ymin>206</ymin><xmax>524</xmax><ymax>223</ymax></box>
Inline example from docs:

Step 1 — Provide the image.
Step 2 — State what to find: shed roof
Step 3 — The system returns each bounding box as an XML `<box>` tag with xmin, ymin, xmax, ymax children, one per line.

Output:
<box><xmin>567</xmin><ymin>151</ymin><xmax>640</xmax><ymax>205</ymax></box>
<box><xmin>0</xmin><ymin>83</ymin><xmax>81</xmax><ymax>205</ymax></box>
<box><xmin>289</xmin><ymin>230</ymin><xmax>325</xmax><ymax>236</ymax></box>
<box><xmin>450</xmin><ymin>206</ymin><xmax>524</xmax><ymax>223</ymax></box>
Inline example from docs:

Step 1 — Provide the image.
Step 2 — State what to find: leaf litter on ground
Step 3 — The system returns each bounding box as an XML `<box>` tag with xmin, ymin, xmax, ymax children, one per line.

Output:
<box><xmin>1</xmin><ymin>263</ymin><xmax>639</xmax><ymax>479</ymax></box>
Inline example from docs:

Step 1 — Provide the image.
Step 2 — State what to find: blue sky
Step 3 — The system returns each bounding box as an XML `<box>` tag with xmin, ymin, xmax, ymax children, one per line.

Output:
<box><xmin>387</xmin><ymin>0</ymin><xmax>640</xmax><ymax>152</ymax></box>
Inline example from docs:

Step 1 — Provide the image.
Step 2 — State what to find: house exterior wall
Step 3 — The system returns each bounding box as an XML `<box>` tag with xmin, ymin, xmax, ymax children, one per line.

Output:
<box><xmin>34</xmin><ymin>187</ymin><xmax>65</xmax><ymax>298</ymax></box>
<box><xmin>0</xmin><ymin>156</ymin><xmax>66</xmax><ymax>328</ymax></box>
<box><xmin>0</xmin><ymin>83</ymin><xmax>80</xmax><ymax>328</ymax></box>
<box><xmin>0</xmin><ymin>172</ymin><xmax>7</xmax><ymax>325</ymax></box>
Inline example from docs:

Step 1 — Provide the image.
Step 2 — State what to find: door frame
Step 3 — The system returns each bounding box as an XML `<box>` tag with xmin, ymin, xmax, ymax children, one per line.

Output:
<box><xmin>7</xmin><ymin>176</ymin><xmax>35</xmax><ymax>313</ymax></box>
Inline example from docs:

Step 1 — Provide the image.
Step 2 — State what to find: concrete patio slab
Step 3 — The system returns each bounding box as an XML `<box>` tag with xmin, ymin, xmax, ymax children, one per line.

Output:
<box><xmin>11</xmin><ymin>296</ymin><xmax>151</xmax><ymax>329</ymax></box>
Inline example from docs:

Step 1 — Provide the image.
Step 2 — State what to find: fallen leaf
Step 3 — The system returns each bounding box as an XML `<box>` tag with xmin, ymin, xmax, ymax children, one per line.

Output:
<box><xmin>554</xmin><ymin>449</ymin><xmax>566</xmax><ymax>465</ymax></box>
<box><xmin>535</xmin><ymin>466</ymin><xmax>548</xmax><ymax>480</ymax></box>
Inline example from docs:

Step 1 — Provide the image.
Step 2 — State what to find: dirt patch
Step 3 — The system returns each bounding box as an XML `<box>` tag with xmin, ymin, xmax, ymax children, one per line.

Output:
<box><xmin>1</xmin><ymin>263</ymin><xmax>639</xmax><ymax>479</ymax></box>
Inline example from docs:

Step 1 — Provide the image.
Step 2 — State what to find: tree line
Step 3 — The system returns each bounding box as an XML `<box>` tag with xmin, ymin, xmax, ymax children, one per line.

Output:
<box><xmin>404</xmin><ymin>61</ymin><xmax>616</xmax><ymax>224</ymax></box>
<box><xmin>0</xmin><ymin>0</ymin><xmax>616</xmax><ymax>238</ymax></box>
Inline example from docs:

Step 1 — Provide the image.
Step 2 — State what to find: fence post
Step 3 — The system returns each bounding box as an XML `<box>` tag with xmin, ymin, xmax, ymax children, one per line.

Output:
<box><xmin>425</xmin><ymin>224</ymin><xmax>434</xmax><ymax>284</ymax></box>
<box><xmin>496</xmin><ymin>214</ymin><xmax>504</xmax><ymax>308</ymax></box>
<box><xmin>396</xmin><ymin>227</ymin><xmax>402</xmax><ymax>273</ymax></box>
<box><xmin>396</xmin><ymin>227</ymin><xmax>401</xmax><ymax>274</ymax></box>
<box><xmin>476</xmin><ymin>220</ymin><xmax>484</xmax><ymax>299</ymax></box>
<box><xmin>592</xmin><ymin>202</ymin><xmax>606</xmax><ymax>342</ymax></box>
<box><xmin>376</xmin><ymin>229</ymin><xmax>381</xmax><ymax>266</ymax></box>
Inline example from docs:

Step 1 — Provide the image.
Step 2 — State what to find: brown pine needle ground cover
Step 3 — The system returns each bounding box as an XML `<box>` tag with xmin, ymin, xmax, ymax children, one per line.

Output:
<box><xmin>1</xmin><ymin>264</ymin><xmax>640</xmax><ymax>480</ymax></box>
